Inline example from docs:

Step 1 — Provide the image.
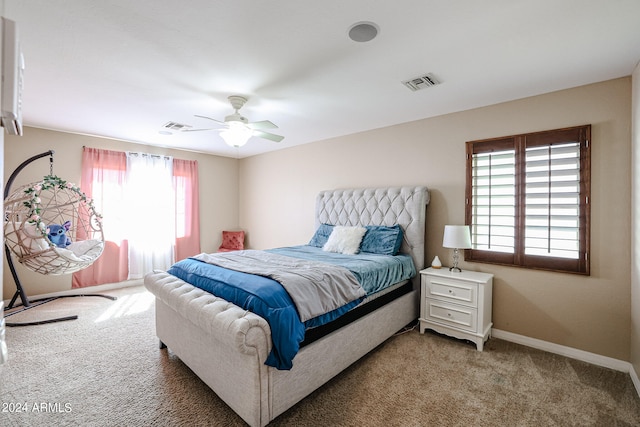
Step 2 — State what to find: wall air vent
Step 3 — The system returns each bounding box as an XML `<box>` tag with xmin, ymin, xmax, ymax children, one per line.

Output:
<box><xmin>402</xmin><ymin>73</ymin><xmax>441</xmax><ymax>91</ymax></box>
<box><xmin>163</xmin><ymin>121</ymin><xmax>191</xmax><ymax>131</ymax></box>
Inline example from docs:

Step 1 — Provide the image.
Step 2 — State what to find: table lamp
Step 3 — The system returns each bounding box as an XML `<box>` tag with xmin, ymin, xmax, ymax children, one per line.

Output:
<box><xmin>442</xmin><ymin>225</ymin><xmax>472</xmax><ymax>272</ymax></box>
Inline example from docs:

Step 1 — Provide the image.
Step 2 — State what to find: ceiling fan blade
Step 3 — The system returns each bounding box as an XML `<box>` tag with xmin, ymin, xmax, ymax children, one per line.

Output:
<box><xmin>183</xmin><ymin>128</ymin><xmax>220</xmax><ymax>132</ymax></box>
<box><xmin>247</xmin><ymin>120</ymin><xmax>278</xmax><ymax>130</ymax></box>
<box><xmin>253</xmin><ymin>130</ymin><xmax>284</xmax><ymax>142</ymax></box>
<box><xmin>194</xmin><ymin>114</ymin><xmax>227</xmax><ymax>126</ymax></box>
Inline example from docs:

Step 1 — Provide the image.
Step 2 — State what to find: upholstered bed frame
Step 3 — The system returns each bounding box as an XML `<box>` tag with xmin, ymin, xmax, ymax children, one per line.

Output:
<box><xmin>144</xmin><ymin>186</ymin><xmax>429</xmax><ymax>426</ymax></box>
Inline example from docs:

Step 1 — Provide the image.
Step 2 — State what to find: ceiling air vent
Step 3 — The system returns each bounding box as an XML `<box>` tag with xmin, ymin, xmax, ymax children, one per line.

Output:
<box><xmin>163</xmin><ymin>121</ymin><xmax>191</xmax><ymax>131</ymax></box>
<box><xmin>402</xmin><ymin>73</ymin><xmax>441</xmax><ymax>91</ymax></box>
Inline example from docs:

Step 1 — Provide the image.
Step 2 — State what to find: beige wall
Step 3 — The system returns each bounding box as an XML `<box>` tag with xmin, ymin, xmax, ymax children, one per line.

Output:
<box><xmin>3</xmin><ymin>127</ymin><xmax>239</xmax><ymax>299</ymax></box>
<box><xmin>3</xmin><ymin>77</ymin><xmax>633</xmax><ymax>362</ymax></box>
<box><xmin>631</xmin><ymin>63</ymin><xmax>640</xmax><ymax>374</ymax></box>
<box><xmin>240</xmin><ymin>78</ymin><xmax>632</xmax><ymax>361</ymax></box>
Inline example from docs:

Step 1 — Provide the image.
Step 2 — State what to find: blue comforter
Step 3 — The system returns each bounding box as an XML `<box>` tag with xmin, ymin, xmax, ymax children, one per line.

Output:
<box><xmin>167</xmin><ymin>245</ymin><xmax>415</xmax><ymax>370</ymax></box>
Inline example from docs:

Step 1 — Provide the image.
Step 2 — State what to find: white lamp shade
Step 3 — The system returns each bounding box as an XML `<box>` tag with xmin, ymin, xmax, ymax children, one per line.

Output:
<box><xmin>220</xmin><ymin>123</ymin><xmax>252</xmax><ymax>147</ymax></box>
<box><xmin>443</xmin><ymin>225</ymin><xmax>472</xmax><ymax>249</ymax></box>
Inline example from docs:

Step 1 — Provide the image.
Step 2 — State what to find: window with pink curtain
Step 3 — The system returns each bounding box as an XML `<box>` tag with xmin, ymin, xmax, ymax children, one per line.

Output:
<box><xmin>72</xmin><ymin>147</ymin><xmax>129</xmax><ymax>288</ymax></box>
<box><xmin>173</xmin><ymin>158</ymin><xmax>201</xmax><ymax>261</ymax></box>
<box><xmin>72</xmin><ymin>148</ymin><xmax>201</xmax><ymax>288</ymax></box>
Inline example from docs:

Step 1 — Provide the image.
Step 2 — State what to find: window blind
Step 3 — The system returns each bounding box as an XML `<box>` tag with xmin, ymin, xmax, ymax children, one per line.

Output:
<box><xmin>524</xmin><ymin>142</ymin><xmax>580</xmax><ymax>259</ymax></box>
<box><xmin>471</xmin><ymin>149</ymin><xmax>516</xmax><ymax>254</ymax></box>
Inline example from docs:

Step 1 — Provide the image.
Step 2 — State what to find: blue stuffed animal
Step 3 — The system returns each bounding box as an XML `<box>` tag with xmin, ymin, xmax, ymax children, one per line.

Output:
<box><xmin>47</xmin><ymin>220</ymin><xmax>72</xmax><ymax>248</ymax></box>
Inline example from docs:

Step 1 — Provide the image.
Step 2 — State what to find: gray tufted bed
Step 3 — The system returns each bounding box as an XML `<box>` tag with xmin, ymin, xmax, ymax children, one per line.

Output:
<box><xmin>143</xmin><ymin>186</ymin><xmax>429</xmax><ymax>426</ymax></box>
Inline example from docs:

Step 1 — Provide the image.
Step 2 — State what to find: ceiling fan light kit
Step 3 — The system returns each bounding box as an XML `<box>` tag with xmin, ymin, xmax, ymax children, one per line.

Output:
<box><xmin>221</xmin><ymin>122</ymin><xmax>252</xmax><ymax>147</ymax></box>
<box><xmin>187</xmin><ymin>95</ymin><xmax>284</xmax><ymax>148</ymax></box>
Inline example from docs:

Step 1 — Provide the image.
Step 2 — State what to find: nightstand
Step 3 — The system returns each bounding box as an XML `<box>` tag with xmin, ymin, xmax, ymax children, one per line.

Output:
<box><xmin>419</xmin><ymin>267</ymin><xmax>493</xmax><ymax>351</ymax></box>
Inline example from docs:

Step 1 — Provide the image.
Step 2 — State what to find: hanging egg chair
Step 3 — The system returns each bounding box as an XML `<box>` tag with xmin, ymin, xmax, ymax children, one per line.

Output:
<box><xmin>3</xmin><ymin>150</ymin><xmax>112</xmax><ymax>326</ymax></box>
<box><xmin>4</xmin><ymin>175</ymin><xmax>105</xmax><ymax>275</ymax></box>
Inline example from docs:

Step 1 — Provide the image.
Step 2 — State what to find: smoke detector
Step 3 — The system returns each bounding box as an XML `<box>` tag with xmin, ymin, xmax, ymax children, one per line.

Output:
<box><xmin>402</xmin><ymin>73</ymin><xmax>441</xmax><ymax>91</ymax></box>
<box><xmin>348</xmin><ymin>22</ymin><xmax>379</xmax><ymax>42</ymax></box>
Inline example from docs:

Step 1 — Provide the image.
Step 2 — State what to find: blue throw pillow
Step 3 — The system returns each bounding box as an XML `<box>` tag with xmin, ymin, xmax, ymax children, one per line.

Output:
<box><xmin>360</xmin><ymin>224</ymin><xmax>404</xmax><ymax>255</ymax></box>
<box><xmin>308</xmin><ymin>223</ymin><xmax>334</xmax><ymax>247</ymax></box>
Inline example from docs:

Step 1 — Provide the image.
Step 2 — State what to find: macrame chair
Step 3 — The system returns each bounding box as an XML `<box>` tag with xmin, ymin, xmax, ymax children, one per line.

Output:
<box><xmin>3</xmin><ymin>150</ymin><xmax>115</xmax><ymax>326</ymax></box>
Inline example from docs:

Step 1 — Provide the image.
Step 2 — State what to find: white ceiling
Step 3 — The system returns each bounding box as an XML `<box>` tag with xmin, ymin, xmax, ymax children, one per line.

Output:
<box><xmin>4</xmin><ymin>0</ymin><xmax>640</xmax><ymax>159</ymax></box>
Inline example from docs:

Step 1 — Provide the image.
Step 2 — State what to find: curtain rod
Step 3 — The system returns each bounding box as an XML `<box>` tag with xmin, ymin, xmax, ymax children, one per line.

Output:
<box><xmin>126</xmin><ymin>152</ymin><xmax>171</xmax><ymax>160</ymax></box>
<box><xmin>83</xmin><ymin>146</ymin><xmax>178</xmax><ymax>162</ymax></box>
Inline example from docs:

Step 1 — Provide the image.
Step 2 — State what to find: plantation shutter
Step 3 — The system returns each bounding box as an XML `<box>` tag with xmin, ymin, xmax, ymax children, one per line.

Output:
<box><xmin>524</xmin><ymin>143</ymin><xmax>580</xmax><ymax>259</ymax></box>
<box><xmin>471</xmin><ymin>148</ymin><xmax>516</xmax><ymax>254</ymax></box>
<box><xmin>465</xmin><ymin>125</ymin><xmax>590</xmax><ymax>274</ymax></box>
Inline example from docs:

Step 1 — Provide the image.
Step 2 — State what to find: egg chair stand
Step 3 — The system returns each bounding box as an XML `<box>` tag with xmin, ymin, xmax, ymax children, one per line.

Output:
<box><xmin>3</xmin><ymin>150</ymin><xmax>115</xmax><ymax>327</ymax></box>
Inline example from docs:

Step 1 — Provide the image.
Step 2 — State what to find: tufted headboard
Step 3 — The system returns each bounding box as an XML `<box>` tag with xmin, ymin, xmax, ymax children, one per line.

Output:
<box><xmin>315</xmin><ymin>186</ymin><xmax>430</xmax><ymax>284</ymax></box>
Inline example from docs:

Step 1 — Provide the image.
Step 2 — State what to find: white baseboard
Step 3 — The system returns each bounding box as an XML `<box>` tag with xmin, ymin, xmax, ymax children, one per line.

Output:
<box><xmin>631</xmin><ymin>365</ymin><xmax>640</xmax><ymax>398</ymax></box>
<box><xmin>492</xmin><ymin>328</ymin><xmax>630</xmax><ymax>372</ymax></box>
<box><xmin>493</xmin><ymin>329</ymin><xmax>640</xmax><ymax>399</ymax></box>
<box><xmin>3</xmin><ymin>279</ymin><xmax>143</xmax><ymax>306</ymax></box>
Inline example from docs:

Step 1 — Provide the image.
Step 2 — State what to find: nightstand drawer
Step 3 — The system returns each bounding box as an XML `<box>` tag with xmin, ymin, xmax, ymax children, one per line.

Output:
<box><xmin>425</xmin><ymin>299</ymin><xmax>477</xmax><ymax>332</ymax></box>
<box><xmin>425</xmin><ymin>277</ymin><xmax>477</xmax><ymax>307</ymax></box>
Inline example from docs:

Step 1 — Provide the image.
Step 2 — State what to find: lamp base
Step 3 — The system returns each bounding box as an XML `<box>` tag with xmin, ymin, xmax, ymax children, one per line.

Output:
<box><xmin>449</xmin><ymin>248</ymin><xmax>463</xmax><ymax>272</ymax></box>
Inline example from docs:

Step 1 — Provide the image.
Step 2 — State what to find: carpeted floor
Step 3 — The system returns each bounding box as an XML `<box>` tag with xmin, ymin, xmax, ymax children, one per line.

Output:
<box><xmin>2</xmin><ymin>285</ymin><xmax>639</xmax><ymax>426</ymax></box>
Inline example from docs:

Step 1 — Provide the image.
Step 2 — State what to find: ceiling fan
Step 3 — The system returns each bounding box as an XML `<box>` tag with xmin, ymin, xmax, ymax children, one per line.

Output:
<box><xmin>187</xmin><ymin>95</ymin><xmax>284</xmax><ymax>147</ymax></box>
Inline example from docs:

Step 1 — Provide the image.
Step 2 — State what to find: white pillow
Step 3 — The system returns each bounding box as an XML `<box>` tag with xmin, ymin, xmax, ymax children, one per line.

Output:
<box><xmin>5</xmin><ymin>221</ymin><xmax>50</xmax><ymax>252</ymax></box>
<box><xmin>323</xmin><ymin>226</ymin><xmax>367</xmax><ymax>255</ymax></box>
<box><xmin>56</xmin><ymin>239</ymin><xmax>104</xmax><ymax>262</ymax></box>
